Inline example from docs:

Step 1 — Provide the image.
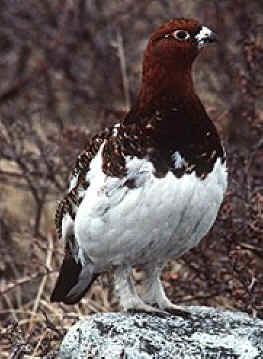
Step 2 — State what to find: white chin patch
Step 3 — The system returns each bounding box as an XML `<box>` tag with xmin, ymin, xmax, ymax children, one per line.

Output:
<box><xmin>195</xmin><ymin>26</ymin><xmax>212</xmax><ymax>49</ymax></box>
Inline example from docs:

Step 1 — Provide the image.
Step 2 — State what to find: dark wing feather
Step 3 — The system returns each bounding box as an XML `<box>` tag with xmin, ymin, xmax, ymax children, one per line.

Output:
<box><xmin>55</xmin><ymin>130</ymin><xmax>111</xmax><ymax>239</ymax></box>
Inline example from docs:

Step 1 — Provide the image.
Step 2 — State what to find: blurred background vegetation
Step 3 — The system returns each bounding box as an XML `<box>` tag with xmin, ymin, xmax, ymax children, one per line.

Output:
<box><xmin>0</xmin><ymin>0</ymin><xmax>262</xmax><ymax>357</ymax></box>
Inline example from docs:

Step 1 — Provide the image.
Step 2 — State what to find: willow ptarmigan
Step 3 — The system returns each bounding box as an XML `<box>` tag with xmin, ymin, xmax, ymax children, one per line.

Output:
<box><xmin>51</xmin><ymin>18</ymin><xmax>227</xmax><ymax>317</ymax></box>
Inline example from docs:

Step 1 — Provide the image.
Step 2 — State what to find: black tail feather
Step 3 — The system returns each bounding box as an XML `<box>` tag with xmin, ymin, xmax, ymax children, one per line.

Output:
<box><xmin>51</xmin><ymin>254</ymin><xmax>98</xmax><ymax>305</ymax></box>
<box><xmin>63</xmin><ymin>264</ymin><xmax>98</xmax><ymax>304</ymax></box>
<box><xmin>51</xmin><ymin>255</ymin><xmax>82</xmax><ymax>303</ymax></box>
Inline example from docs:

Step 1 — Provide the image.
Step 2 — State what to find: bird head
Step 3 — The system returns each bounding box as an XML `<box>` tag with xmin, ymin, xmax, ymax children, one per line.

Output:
<box><xmin>145</xmin><ymin>18</ymin><xmax>217</xmax><ymax>68</ymax></box>
<box><xmin>138</xmin><ymin>19</ymin><xmax>217</xmax><ymax>110</ymax></box>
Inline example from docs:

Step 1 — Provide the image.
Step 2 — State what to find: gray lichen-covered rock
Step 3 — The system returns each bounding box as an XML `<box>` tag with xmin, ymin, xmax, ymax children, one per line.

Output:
<box><xmin>59</xmin><ymin>306</ymin><xmax>263</xmax><ymax>359</ymax></box>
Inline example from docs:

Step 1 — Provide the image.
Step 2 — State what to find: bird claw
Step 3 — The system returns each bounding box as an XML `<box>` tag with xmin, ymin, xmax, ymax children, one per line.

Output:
<box><xmin>163</xmin><ymin>307</ymin><xmax>192</xmax><ymax>319</ymax></box>
<box><xmin>126</xmin><ymin>307</ymin><xmax>168</xmax><ymax>318</ymax></box>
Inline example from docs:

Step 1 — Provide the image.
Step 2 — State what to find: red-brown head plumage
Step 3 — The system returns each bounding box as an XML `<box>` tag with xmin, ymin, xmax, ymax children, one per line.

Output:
<box><xmin>138</xmin><ymin>18</ymin><xmax>216</xmax><ymax>112</ymax></box>
<box><xmin>147</xmin><ymin>19</ymin><xmax>201</xmax><ymax>67</ymax></box>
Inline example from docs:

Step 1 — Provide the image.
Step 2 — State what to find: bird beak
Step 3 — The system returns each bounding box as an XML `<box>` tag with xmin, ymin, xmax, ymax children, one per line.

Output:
<box><xmin>195</xmin><ymin>26</ymin><xmax>218</xmax><ymax>49</ymax></box>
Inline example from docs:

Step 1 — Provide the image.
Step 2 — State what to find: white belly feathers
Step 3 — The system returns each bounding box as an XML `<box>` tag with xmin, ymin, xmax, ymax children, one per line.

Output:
<box><xmin>69</xmin><ymin>143</ymin><xmax>227</xmax><ymax>269</ymax></box>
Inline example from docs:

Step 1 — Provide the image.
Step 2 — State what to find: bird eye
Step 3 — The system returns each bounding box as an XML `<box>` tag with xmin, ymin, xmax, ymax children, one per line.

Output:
<box><xmin>173</xmin><ymin>30</ymin><xmax>190</xmax><ymax>41</ymax></box>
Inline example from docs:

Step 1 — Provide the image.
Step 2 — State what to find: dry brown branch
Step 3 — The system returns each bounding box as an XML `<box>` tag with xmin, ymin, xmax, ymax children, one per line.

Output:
<box><xmin>113</xmin><ymin>30</ymin><xmax>131</xmax><ymax>110</ymax></box>
<box><xmin>27</xmin><ymin>235</ymin><xmax>54</xmax><ymax>334</ymax></box>
<box><xmin>0</xmin><ymin>270</ymin><xmax>56</xmax><ymax>297</ymax></box>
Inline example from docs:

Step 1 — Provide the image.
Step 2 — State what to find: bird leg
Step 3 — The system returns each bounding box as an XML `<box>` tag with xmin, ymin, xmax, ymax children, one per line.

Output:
<box><xmin>114</xmin><ymin>265</ymin><xmax>166</xmax><ymax>315</ymax></box>
<box><xmin>140</xmin><ymin>264</ymin><xmax>191</xmax><ymax>318</ymax></box>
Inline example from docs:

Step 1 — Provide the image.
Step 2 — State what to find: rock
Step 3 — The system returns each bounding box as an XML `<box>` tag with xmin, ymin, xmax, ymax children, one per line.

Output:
<box><xmin>59</xmin><ymin>306</ymin><xmax>263</xmax><ymax>359</ymax></box>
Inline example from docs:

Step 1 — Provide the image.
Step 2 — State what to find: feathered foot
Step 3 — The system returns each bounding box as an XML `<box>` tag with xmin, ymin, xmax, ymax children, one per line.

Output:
<box><xmin>140</xmin><ymin>264</ymin><xmax>191</xmax><ymax>319</ymax></box>
<box><xmin>114</xmin><ymin>265</ymin><xmax>167</xmax><ymax>316</ymax></box>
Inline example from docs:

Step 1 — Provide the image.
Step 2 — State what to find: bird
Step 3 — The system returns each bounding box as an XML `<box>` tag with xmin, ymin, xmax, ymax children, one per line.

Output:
<box><xmin>51</xmin><ymin>18</ymin><xmax>227</xmax><ymax>317</ymax></box>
